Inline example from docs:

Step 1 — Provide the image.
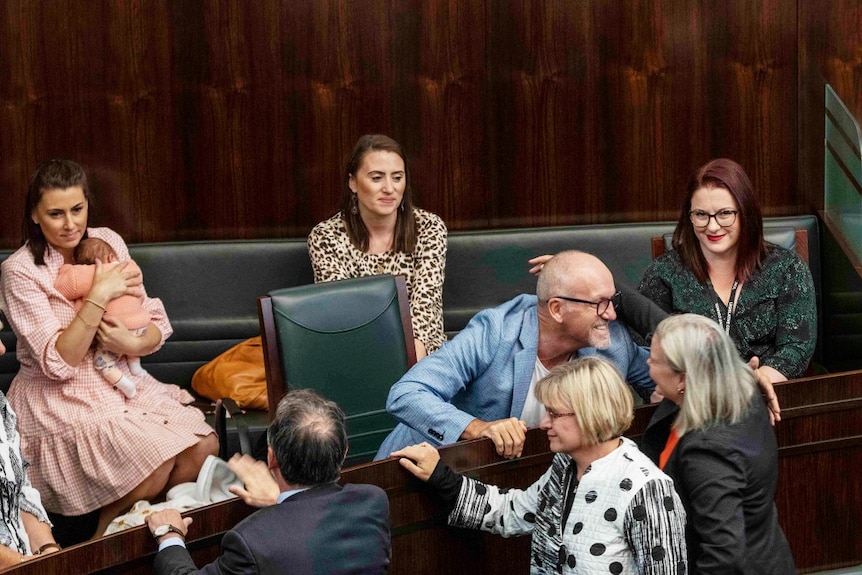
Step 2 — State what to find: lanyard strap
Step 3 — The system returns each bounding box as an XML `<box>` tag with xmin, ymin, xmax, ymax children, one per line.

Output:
<box><xmin>659</xmin><ymin>427</ymin><xmax>681</xmax><ymax>470</ymax></box>
<box><xmin>713</xmin><ymin>279</ymin><xmax>740</xmax><ymax>334</ymax></box>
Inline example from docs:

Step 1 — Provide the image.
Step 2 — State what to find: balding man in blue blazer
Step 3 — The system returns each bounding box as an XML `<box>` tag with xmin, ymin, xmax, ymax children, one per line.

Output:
<box><xmin>376</xmin><ymin>250</ymin><xmax>657</xmax><ymax>461</ymax></box>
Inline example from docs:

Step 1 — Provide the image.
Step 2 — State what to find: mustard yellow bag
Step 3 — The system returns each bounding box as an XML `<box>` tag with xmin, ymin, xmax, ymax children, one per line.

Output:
<box><xmin>192</xmin><ymin>336</ymin><xmax>268</xmax><ymax>410</ymax></box>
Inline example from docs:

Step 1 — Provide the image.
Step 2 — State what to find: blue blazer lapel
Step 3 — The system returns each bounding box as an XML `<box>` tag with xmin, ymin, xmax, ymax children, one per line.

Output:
<box><xmin>510</xmin><ymin>306</ymin><xmax>540</xmax><ymax>418</ymax></box>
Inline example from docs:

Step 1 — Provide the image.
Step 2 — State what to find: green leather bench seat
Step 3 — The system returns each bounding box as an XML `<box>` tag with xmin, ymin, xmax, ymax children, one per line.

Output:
<box><xmin>0</xmin><ymin>215</ymin><xmax>826</xmax><ymax>456</ymax></box>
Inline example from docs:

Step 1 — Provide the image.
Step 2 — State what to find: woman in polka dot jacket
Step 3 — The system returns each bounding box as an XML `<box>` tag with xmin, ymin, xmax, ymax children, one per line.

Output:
<box><xmin>393</xmin><ymin>356</ymin><xmax>688</xmax><ymax>574</ymax></box>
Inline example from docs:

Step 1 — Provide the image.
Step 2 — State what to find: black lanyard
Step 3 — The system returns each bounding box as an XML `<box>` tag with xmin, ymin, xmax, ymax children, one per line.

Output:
<box><xmin>711</xmin><ymin>279</ymin><xmax>740</xmax><ymax>335</ymax></box>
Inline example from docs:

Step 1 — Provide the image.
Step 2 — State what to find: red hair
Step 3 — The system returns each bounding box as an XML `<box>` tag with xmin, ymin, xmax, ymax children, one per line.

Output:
<box><xmin>671</xmin><ymin>159</ymin><xmax>768</xmax><ymax>283</ymax></box>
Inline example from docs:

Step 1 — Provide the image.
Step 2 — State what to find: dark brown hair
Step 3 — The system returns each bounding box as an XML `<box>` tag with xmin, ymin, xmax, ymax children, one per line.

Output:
<box><xmin>23</xmin><ymin>159</ymin><xmax>91</xmax><ymax>265</ymax></box>
<box><xmin>268</xmin><ymin>388</ymin><xmax>348</xmax><ymax>485</ymax></box>
<box><xmin>74</xmin><ymin>237</ymin><xmax>115</xmax><ymax>265</ymax></box>
<box><xmin>340</xmin><ymin>134</ymin><xmax>417</xmax><ymax>253</ymax></box>
<box><xmin>671</xmin><ymin>158</ymin><xmax>767</xmax><ymax>283</ymax></box>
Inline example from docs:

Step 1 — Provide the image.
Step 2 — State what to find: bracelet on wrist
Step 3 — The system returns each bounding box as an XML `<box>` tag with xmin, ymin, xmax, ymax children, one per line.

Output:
<box><xmin>36</xmin><ymin>542</ymin><xmax>61</xmax><ymax>555</ymax></box>
<box><xmin>74</xmin><ymin>315</ymin><xmax>99</xmax><ymax>329</ymax></box>
<box><xmin>83</xmin><ymin>298</ymin><xmax>107</xmax><ymax>312</ymax></box>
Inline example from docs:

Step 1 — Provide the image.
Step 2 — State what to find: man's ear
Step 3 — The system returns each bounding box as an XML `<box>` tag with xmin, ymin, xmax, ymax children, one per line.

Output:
<box><xmin>546</xmin><ymin>298</ymin><xmax>565</xmax><ymax>323</ymax></box>
<box><xmin>266</xmin><ymin>446</ymin><xmax>278</xmax><ymax>472</ymax></box>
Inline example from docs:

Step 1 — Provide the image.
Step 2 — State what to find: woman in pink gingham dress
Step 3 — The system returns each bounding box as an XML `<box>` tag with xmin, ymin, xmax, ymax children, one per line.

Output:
<box><xmin>0</xmin><ymin>159</ymin><xmax>218</xmax><ymax>538</ymax></box>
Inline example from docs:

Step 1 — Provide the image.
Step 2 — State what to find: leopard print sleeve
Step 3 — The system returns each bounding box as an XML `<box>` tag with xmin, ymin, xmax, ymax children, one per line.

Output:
<box><xmin>307</xmin><ymin>213</ymin><xmax>355</xmax><ymax>282</ymax></box>
<box><xmin>306</xmin><ymin>209</ymin><xmax>448</xmax><ymax>353</ymax></box>
<box><xmin>409</xmin><ymin>209</ymin><xmax>447</xmax><ymax>353</ymax></box>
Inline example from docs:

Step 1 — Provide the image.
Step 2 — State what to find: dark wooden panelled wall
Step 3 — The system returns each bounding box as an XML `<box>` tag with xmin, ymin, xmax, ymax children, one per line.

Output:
<box><xmin>1</xmin><ymin>1</ymin><xmax>860</xmax><ymax>247</ymax></box>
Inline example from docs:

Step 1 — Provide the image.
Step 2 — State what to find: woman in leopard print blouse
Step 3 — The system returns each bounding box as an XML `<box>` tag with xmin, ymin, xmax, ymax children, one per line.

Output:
<box><xmin>307</xmin><ymin>134</ymin><xmax>447</xmax><ymax>359</ymax></box>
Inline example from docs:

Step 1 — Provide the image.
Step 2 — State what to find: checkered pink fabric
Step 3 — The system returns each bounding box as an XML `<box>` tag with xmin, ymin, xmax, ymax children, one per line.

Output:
<box><xmin>0</xmin><ymin>228</ymin><xmax>213</xmax><ymax>515</ymax></box>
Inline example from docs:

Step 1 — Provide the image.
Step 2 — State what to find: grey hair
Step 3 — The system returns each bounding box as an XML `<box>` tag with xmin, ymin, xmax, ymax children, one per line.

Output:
<box><xmin>654</xmin><ymin>313</ymin><xmax>756</xmax><ymax>435</ymax></box>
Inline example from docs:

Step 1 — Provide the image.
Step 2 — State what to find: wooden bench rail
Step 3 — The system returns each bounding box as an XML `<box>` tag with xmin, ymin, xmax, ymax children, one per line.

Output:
<box><xmin>7</xmin><ymin>370</ymin><xmax>861</xmax><ymax>574</ymax></box>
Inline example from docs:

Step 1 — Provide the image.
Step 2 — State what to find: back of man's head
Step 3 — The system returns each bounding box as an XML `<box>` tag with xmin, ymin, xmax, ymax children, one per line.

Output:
<box><xmin>536</xmin><ymin>250</ymin><xmax>610</xmax><ymax>303</ymax></box>
<box><xmin>268</xmin><ymin>388</ymin><xmax>348</xmax><ymax>486</ymax></box>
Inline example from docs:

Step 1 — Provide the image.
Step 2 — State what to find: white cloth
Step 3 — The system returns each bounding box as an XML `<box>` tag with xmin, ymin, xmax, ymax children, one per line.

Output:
<box><xmin>104</xmin><ymin>455</ymin><xmax>240</xmax><ymax>535</ymax></box>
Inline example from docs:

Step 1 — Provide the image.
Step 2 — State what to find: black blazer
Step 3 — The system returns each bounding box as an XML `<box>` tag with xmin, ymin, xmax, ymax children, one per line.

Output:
<box><xmin>154</xmin><ymin>483</ymin><xmax>391</xmax><ymax>575</ymax></box>
<box><xmin>641</xmin><ymin>398</ymin><xmax>794</xmax><ymax>574</ymax></box>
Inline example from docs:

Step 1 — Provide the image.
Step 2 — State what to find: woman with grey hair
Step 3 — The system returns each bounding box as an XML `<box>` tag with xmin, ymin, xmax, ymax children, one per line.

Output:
<box><xmin>642</xmin><ymin>313</ymin><xmax>794</xmax><ymax>573</ymax></box>
<box><xmin>394</xmin><ymin>356</ymin><xmax>687</xmax><ymax>574</ymax></box>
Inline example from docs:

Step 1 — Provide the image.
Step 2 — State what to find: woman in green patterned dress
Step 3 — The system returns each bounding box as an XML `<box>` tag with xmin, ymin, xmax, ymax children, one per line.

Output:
<box><xmin>637</xmin><ymin>159</ymin><xmax>815</xmax><ymax>382</ymax></box>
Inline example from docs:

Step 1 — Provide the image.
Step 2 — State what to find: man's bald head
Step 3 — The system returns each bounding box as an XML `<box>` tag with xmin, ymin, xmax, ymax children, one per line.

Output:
<box><xmin>536</xmin><ymin>251</ymin><xmax>614</xmax><ymax>304</ymax></box>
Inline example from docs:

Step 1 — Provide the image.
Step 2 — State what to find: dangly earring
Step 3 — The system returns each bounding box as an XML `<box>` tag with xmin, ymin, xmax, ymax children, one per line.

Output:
<box><xmin>351</xmin><ymin>193</ymin><xmax>358</xmax><ymax>215</ymax></box>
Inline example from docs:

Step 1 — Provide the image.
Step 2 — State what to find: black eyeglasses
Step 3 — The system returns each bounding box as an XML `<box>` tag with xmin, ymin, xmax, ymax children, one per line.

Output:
<box><xmin>553</xmin><ymin>291</ymin><xmax>621</xmax><ymax>315</ymax></box>
<box><xmin>689</xmin><ymin>209</ymin><xmax>737</xmax><ymax>228</ymax></box>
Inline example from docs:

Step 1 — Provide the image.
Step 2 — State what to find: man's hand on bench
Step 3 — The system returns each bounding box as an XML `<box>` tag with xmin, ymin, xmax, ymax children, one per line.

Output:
<box><xmin>462</xmin><ymin>417</ymin><xmax>528</xmax><ymax>459</ymax></box>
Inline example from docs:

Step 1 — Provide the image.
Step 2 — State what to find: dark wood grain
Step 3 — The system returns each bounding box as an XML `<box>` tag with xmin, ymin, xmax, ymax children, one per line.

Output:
<box><xmin>798</xmin><ymin>0</ymin><xmax>862</xmax><ymax>214</ymax></box>
<box><xmin>3</xmin><ymin>1</ymin><xmax>858</xmax><ymax>249</ymax></box>
<box><xmin>770</xmin><ymin>371</ymin><xmax>862</xmax><ymax>572</ymax></box>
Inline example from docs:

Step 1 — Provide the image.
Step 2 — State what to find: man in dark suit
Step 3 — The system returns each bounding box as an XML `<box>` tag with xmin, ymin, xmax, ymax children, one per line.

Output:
<box><xmin>145</xmin><ymin>388</ymin><xmax>391</xmax><ymax>574</ymax></box>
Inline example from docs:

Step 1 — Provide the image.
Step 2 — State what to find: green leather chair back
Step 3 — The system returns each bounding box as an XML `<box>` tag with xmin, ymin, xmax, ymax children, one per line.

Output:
<box><xmin>258</xmin><ymin>274</ymin><xmax>416</xmax><ymax>464</ymax></box>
